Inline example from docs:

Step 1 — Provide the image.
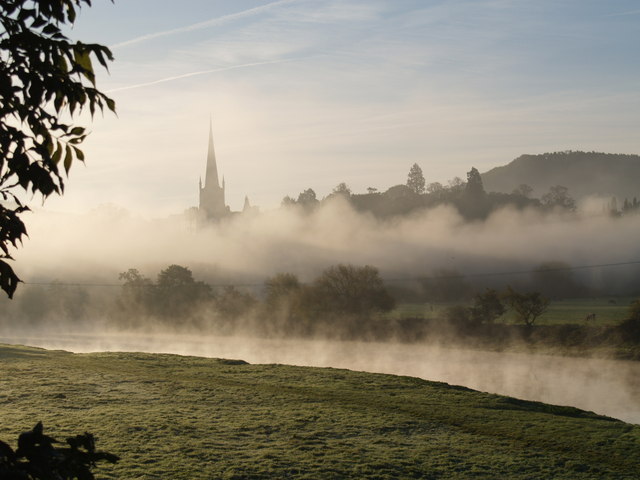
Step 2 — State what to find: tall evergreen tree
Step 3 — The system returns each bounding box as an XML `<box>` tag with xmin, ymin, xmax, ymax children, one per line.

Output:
<box><xmin>407</xmin><ymin>163</ymin><xmax>426</xmax><ymax>194</ymax></box>
<box><xmin>465</xmin><ymin>167</ymin><xmax>485</xmax><ymax>198</ymax></box>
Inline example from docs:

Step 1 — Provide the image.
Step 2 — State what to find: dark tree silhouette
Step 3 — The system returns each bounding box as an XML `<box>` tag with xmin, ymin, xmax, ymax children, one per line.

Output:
<box><xmin>503</xmin><ymin>287</ymin><xmax>549</xmax><ymax>327</ymax></box>
<box><xmin>465</xmin><ymin>167</ymin><xmax>485</xmax><ymax>198</ymax></box>
<box><xmin>470</xmin><ymin>288</ymin><xmax>505</xmax><ymax>324</ymax></box>
<box><xmin>312</xmin><ymin>264</ymin><xmax>395</xmax><ymax>317</ymax></box>
<box><xmin>297</xmin><ymin>188</ymin><xmax>318</xmax><ymax>205</ymax></box>
<box><xmin>154</xmin><ymin>265</ymin><xmax>212</xmax><ymax>318</ymax></box>
<box><xmin>331</xmin><ymin>182</ymin><xmax>352</xmax><ymax>196</ymax></box>
<box><xmin>0</xmin><ymin>0</ymin><xmax>115</xmax><ymax>298</ymax></box>
<box><xmin>541</xmin><ymin>185</ymin><xmax>576</xmax><ymax>211</ymax></box>
<box><xmin>406</xmin><ymin>163</ymin><xmax>425</xmax><ymax>194</ymax></box>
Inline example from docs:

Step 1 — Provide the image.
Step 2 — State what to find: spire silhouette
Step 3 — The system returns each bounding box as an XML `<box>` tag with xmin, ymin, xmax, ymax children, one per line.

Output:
<box><xmin>204</xmin><ymin>119</ymin><xmax>220</xmax><ymax>189</ymax></box>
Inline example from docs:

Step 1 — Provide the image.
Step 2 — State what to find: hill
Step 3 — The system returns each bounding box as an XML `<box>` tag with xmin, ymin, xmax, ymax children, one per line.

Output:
<box><xmin>1</xmin><ymin>344</ymin><xmax>639</xmax><ymax>479</ymax></box>
<box><xmin>481</xmin><ymin>151</ymin><xmax>640</xmax><ymax>200</ymax></box>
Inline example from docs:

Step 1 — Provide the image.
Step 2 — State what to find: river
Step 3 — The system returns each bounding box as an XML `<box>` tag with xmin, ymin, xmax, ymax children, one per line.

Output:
<box><xmin>2</xmin><ymin>332</ymin><xmax>639</xmax><ymax>424</ymax></box>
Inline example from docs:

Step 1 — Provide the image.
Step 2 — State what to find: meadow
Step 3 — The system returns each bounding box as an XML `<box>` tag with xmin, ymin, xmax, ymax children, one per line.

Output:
<box><xmin>1</xmin><ymin>344</ymin><xmax>639</xmax><ymax>479</ymax></box>
<box><xmin>391</xmin><ymin>297</ymin><xmax>634</xmax><ymax>327</ymax></box>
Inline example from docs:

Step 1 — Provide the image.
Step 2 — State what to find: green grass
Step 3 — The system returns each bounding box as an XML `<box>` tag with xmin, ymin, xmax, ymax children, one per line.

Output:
<box><xmin>1</xmin><ymin>344</ymin><xmax>639</xmax><ymax>478</ymax></box>
<box><xmin>392</xmin><ymin>297</ymin><xmax>634</xmax><ymax>327</ymax></box>
<box><xmin>528</xmin><ymin>297</ymin><xmax>633</xmax><ymax>326</ymax></box>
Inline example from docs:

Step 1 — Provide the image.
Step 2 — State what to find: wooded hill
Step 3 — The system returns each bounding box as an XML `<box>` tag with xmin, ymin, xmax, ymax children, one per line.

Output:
<box><xmin>481</xmin><ymin>151</ymin><xmax>640</xmax><ymax>200</ymax></box>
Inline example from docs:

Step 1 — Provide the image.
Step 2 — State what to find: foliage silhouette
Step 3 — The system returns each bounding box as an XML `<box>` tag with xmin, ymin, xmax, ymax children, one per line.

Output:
<box><xmin>0</xmin><ymin>422</ymin><xmax>118</xmax><ymax>479</ymax></box>
<box><xmin>470</xmin><ymin>288</ymin><xmax>505</xmax><ymax>324</ymax></box>
<box><xmin>0</xmin><ymin>0</ymin><xmax>115</xmax><ymax>298</ymax></box>
<box><xmin>504</xmin><ymin>287</ymin><xmax>550</xmax><ymax>327</ymax></box>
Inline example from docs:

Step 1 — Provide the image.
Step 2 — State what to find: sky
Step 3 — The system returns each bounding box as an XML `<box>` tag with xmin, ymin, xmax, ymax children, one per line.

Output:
<box><xmin>41</xmin><ymin>0</ymin><xmax>640</xmax><ymax>215</ymax></box>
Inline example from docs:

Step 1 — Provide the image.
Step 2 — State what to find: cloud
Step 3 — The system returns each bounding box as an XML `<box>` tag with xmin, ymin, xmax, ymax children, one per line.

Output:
<box><xmin>106</xmin><ymin>58</ymin><xmax>301</xmax><ymax>93</ymax></box>
<box><xmin>605</xmin><ymin>8</ymin><xmax>640</xmax><ymax>17</ymax></box>
<box><xmin>111</xmin><ymin>0</ymin><xmax>299</xmax><ymax>49</ymax></box>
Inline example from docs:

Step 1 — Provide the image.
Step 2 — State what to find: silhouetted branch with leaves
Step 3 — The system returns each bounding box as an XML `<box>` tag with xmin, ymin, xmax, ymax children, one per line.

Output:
<box><xmin>0</xmin><ymin>422</ymin><xmax>118</xmax><ymax>479</ymax></box>
<box><xmin>0</xmin><ymin>0</ymin><xmax>116</xmax><ymax>298</ymax></box>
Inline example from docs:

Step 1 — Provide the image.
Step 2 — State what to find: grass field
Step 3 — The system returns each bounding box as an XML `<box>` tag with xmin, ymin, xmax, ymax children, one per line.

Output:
<box><xmin>391</xmin><ymin>297</ymin><xmax>634</xmax><ymax>326</ymax></box>
<box><xmin>1</xmin><ymin>344</ymin><xmax>639</xmax><ymax>479</ymax></box>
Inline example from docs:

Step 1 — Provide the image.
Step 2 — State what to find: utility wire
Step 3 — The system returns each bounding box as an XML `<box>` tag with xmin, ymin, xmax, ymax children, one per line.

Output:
<box><xmin>20</xmin><ymin>259</ymin><xmax>640</xmax><ymax>289</ymax></box>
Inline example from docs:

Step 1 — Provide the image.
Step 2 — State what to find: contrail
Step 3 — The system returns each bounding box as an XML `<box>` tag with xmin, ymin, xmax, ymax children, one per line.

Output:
<box><xmin>604</xmin><ymin>8</ymin><xmax>640</xmax><ymax>17</ymax></box>
<box><xmin>106</xmin><ymin>58</ymin><xmax>297</xmax><ymax>93</ymax></box>
<box><xmin>111</xmin><ymin>0</ymin><xmax>298</xmax><ymax>49</ymax></box>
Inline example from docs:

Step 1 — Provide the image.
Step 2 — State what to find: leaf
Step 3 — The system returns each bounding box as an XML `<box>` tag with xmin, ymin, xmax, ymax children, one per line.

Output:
<box><xmin>0</xmin><ymin>259</ymin><xmax>21</xmax><ymax>299</ymax></box>
<box><xmin>52</xmin><ymin>143</ymin><xmax>63</xmax><ymax>164</ymax></box>
<box><xmin>64</xmin><ymin>145</ymin><xmax>73</xmax><ymax>174</ymax></box>
<box><xmin>73</xmin><ymin>145</ymin><xmax>85</xmax><ymax>162</ymax></box>
<box><xmin>42</xmin><ymin>24</ymin><xmax>60</xmax><ymax>36</ymax></box>
<box><xmin>73</xmin><ymin>46</ymin><xmax>95</xmax><ymax>85</ymax></box>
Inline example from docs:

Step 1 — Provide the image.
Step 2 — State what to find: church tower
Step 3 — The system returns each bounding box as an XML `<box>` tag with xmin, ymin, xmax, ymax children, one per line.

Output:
<box><xmin>199</xmin><ymin>122</ymin><xmax>230</xmax><ymax>220</ymax></box>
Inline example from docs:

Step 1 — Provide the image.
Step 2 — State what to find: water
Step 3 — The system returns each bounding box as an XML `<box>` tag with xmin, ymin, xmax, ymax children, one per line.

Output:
<box><xmin>2</xmin><ymin>332</ymin><xmax>639</xmax><ymax>424</ymax></box>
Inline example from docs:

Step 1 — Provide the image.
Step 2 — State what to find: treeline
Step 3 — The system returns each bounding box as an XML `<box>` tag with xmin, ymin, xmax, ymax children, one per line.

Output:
<box><xmin>2</xmin><ymin>262</ymin><xmax>640</xmax><ymax>354</ymax></box>
<box><xmin>281</xmin><ymin>166</ymin><xmax>580</xmax><ymax>221</ymax></box>
<box><xmin>114</xmin><ymin>264</ymin><xmax>395</xmax><ymax>338</ymax></box>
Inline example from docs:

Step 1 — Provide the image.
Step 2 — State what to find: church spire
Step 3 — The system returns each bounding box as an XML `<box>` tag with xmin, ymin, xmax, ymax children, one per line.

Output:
<box><xmin>204</xmin><ymin>119</ymin><xmax>220</xmax><ymax>189</ymax></box>
<box><xmin>199</xmin><ymin>119</ymin><xmax>228</xmax><ymax>221</ymax></box>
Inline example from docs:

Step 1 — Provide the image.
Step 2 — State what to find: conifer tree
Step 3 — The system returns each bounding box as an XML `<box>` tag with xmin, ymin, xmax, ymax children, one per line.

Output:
<box><xmin>407</xmin><ymin>163</ymin><xmax>425</xmax><ymax>194</ymax></box>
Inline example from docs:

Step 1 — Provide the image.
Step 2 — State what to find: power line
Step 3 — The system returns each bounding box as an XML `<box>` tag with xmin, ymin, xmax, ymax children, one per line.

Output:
<box><xmin>20</xmin><ymin>259</ymin><xmax>640</xmax><ymax>289</ymax></box>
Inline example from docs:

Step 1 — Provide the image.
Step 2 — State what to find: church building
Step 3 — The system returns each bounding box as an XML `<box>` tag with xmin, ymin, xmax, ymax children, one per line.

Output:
<box><xmin>198</xmin><ymin>123</ymin><xmax>231</xmax><ymax>220</ymax></box>
<box><xmin>198</xmin><ymin>123</ymin><xmax>256</xmax><ymax>220</ymax></box>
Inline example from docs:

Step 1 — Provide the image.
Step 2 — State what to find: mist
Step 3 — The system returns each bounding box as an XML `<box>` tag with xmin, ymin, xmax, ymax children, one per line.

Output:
<box><xmin>13</xmin><ymin>198</ymin><xmax>640</xmax><ymax>291</ymax></box>
<box><xmin>4</xmin><ymin>200</ymin><xmax>640</xmax><ymax>424</ymax></box>
<box><xmin>2</xmin><ymin>332</ymin><xmax>639</xmax><ymax>425</ymax></box>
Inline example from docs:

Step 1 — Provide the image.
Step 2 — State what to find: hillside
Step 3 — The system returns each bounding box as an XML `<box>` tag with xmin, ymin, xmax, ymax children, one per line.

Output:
<box><xmin>481</xmin><ymin>151</ymin><xmax>640</xmax><ymax>200</ymax></box>
<box><xmin>1</xmin><ymin>344</ymin><xmax>639</xmax><ymax>479</ymax></box>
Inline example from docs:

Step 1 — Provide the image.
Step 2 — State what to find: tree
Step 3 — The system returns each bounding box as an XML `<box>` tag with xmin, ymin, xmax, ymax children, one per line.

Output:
<box><xmin>281</xmin><ymin>195</ymin><xmax>296</xmax><ymax>206</ymax></box>
<box><xmin>541</xmin><ymin>185</ymin><xmax>576</xmax><ymax>211</ymax></box>
<box><xmin>470</xmin><ymin>288</ymin><xmax>505</xmax><ymax>324</ymax></box>
<box><xmin>503</xmin><ymin>287</ymin><xmax>549</xmax><ymax>327</ymax></box>
<box><xmin>214</xmin><ymin>285</ymin><xmax>256</xmax><ymax>320</ymax></box>
<box><xmin>447</xmin><ymin>176</ymin><xmax>465</xmax><ymax>191</ymax></box>
<box><xmin>465</xmin><ymin>167</ymin><xmax>485</xmax><ymax>198</ymax></box>
<box><xmin>406</xmin><ymin>163</ymin><xmax>425</xmax><ymax>194</ymax></box>
<box><xmin>426</xmin><ymin>181</ymin><xmax>444</xmax><ymax>195</ymax></box>
<box><xmin>332</xmin><ymin>182</ymin><xmax>351</xmax><ymax>196</ymax></box>
<box><xmin>297</xmin><ymin>188</ymin><xmax>318</xmax><ymax>205</ymax></box>
<box><xmin>264</xmin><ymin>272</ymin><xmax>301</xmax><ymax>308</ymax></box>
<box><xmin>311</xmin><ymin>264</ymin><xmax>395</xmax><ymax>317</ymax></box>
<box><xmin>118</xmin><ymin>268</ymin><xmax>154</xmax><ymax>316</ymax></box>
<box><xmin>154</xmin><ymin>265</ymin><xmax>212</xmax><ymax>319</ymax></box>
<box><xmin>1</xmin><ymin>0</ymin><xmax>116</xmax><ymax>298</ymax></box>
<box><xmin>512</xmin><ymin>184</ymin><xmax>533</xmax><ymax>198</ymax></box>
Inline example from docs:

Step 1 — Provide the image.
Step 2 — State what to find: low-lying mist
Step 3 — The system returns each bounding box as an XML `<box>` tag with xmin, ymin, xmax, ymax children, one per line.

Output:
<box><xmin>4</xmin><ymin>200</ymin><xmax>640</xmax><ymax>424</ymax></box>
<box><xmin>2</xmin><ymin>332</ymin><xmax>639</xmax><ymax>425</ymax></box>
<box><xmin>14</xmin><ymin>198</ymin><xmax>640</xmax><ymax>291</ymax></box>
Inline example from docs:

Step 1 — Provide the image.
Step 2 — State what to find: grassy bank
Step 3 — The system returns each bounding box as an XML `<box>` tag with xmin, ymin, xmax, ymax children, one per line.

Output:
<box><xmin>1</xmin><ymin>344</ymin><xmax>639</xmax><ymax>479</ymax></box>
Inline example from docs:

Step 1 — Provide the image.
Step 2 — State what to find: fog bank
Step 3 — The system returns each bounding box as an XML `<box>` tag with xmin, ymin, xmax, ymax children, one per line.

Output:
<box><xmin>14</xmin><ymin>200</ymin><xmax>640</xmax><ymax>292</ymax></box>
